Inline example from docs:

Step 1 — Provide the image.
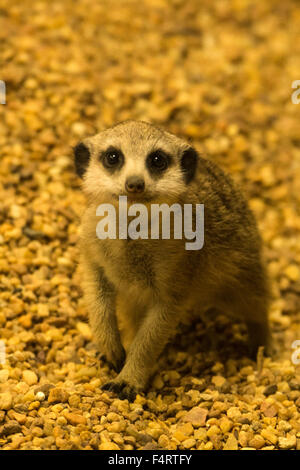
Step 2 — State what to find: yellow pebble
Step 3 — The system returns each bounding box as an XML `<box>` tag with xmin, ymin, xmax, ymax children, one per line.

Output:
<box><xmin>284</xmin><ymin>265</ymin><xmax>300</xmax><ymax>282</ymax></box>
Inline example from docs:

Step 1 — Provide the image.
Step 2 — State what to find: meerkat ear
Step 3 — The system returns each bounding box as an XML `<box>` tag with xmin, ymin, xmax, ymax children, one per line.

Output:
<box><xmin>74</xmin><ymin>142</ymin><xmax>90</xmax><ymax>178</ymax></box>
<box><xmin>181</xmin><ymin>147</ymin><xmax>198</xmax><ymax>184</ymax></box>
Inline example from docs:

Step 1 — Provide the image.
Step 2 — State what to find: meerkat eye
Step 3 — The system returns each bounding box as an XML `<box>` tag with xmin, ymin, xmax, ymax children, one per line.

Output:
<box><xmin>101</xmin><ymin>147</ymin><xmax>124</xmax><ymax>169</ymax></box>
<box><xmin>147</xmin><ymin>150</ymin><xmax>169</xmax><ymax>172</ymax></box>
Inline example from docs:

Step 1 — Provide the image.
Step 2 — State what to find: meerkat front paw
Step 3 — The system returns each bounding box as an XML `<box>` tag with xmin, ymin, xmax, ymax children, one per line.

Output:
<box><xmin>98</xmin><ymin>345</ymin><xmax>126</xmax><ymax>373</ymax></box>
<box><xmin>101</xmin><ymin>379</ymin><xmax>139</xmax><ymax>402</ymax></box>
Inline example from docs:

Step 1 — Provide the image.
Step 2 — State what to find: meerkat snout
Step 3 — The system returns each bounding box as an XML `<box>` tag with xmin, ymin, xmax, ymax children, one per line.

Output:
<box><xmin>125</xmin><ymin>175</ymin><xmax>145</xmax><ymax>194</ymax></box>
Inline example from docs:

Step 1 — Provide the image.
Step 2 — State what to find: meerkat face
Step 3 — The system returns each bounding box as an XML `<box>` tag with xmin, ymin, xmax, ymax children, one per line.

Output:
<box><xmin>74</xmin><ymin>120</ymin><xmax>198</xmax><ymax>205</ymax></box>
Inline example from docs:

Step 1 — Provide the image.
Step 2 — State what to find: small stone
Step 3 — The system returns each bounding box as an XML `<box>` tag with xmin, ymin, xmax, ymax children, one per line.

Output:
<box><xmin>23</xmin><ymin>390</ymin><xmax>35</xmax><ymax>402</ymax></box>
<box><xmin>106</xmin><ymin>421</ymin><xmax>125</xmax><ymax>433</ymax></box>
<box><xmin>223</xmin><ymin>434</ymin><xmax>238</xmax><ymax>450</ymax></box>
<box><xmin>10</xmin><ymin>435</ymin><xmax>25</xmax><ymax>449</ymax></box>
<box><xmin>158</xmin><ymin>434</ymin><xmax>170</xmax><ymax>448</ymax></box>
<box><xmin>28</xmin><ymin>400</ymin><xmax>40</xmax><ymax>410</ymax></box>
<box><xmin>227</xmin><ymin>407</ymin><xmax>241</xmax><ymax>420</ymax></box>
<box><xmin>35</xmin><ymin>391</ymin><xmax>45</xmax><ymax>401</ymax></box>
<box><xmin>207</xmin><ymin>425</ymin><xmax>220</xmax><ymax>438</ymax></box>
<box><xmin>0</xmin><ymin>392</ymin><xmax>12</xmax><ymax>410</ymax></box>
<box><xmin>0</xmin><ymin>369</ymin><xmax>9</xmax><ymax>383</ymax></box>
<box><xmin>34</xmin><ymin>383</ymin><xmax>54</xmax><ymax>398</ymax></box>
<box><xmin>152</xmin><ymin>375</ymin><xmax>164</xmax><ymax>390</ymax></box>
<box><xmin>240</xmin><ymin>366</ymin><xmax>253</xmax><ymax>377</ymax></box>
<box><xmin>248</xmin><ymin>435</ymin><xmax>265</xmax><ymax>449</ymax></box>
<box><xmin>19</xmin><ymin>314</ymin><xmax>32</xmax><ymax>329</ymax></box>
<box><xmin>99</xmin><ymin>441</ymin><xmax>120</xmax><ymax>450</ymax></box>
<box><xmin>10</xmin><ymin>204</ymin><xmax>22</xmax><ymax>219</ymax></box>
<box><xmin>65</xmin><ymin>412</ymin><xmax>87</xmax><ymax>426</ymax></box>
<box><xmin>263</xmin><ymin>384</ymin><xmax>278</xmax><ymax>396</ymax></box>
<box><xmin>174</xmin><ymin>422</ymin><xmax>194</xmax><ymax>440</ymax></box>
<box><xmin>15</xmin><ymin>382</ymin><xmax>29</xmax><ymax>394</ymax></box>
<box><xmin>182</xmin><ymin>406</ymin><xmax>208</xmax><ymax>427</ymax></box>
<box><xmin>68</xmin><ymin>394</ymin><xmax>81</xmax><ymax>408</ymax></box>
<box><xmin>203</xmin><ymin>441</ymin><xmax>214</xmax><ymax>450</ymax></box>
<box><xmin>238</xmin><ymin>430</ymin><xmax>249</xmax><ymax>447</ymax></box>
<box><xmin>22</xmin><ymin>370</ymin><xmax>38</xmax><ymax>386</ymax></box>
<box><xmin>173</xmin><ymin>430</ymin><xmax>187</xmax><ymax>442</ymax></box>
<box><xmin>48</xmin><ymin>388</ymin><xmax>70</xmax><ymax>404</ymax></box>
<box><xmin>167</xmin><ymin>371</ymin><xmax>181</xmax><ymax>384</ymax></box>
<box><xmin>284</xmin><ymin>265</ymin><xmax>300</xmax><ymax>282</ymax></box>
<box><xmin>260</xmin><ymin>402</ymin><xmax>278</xmax><ymax>418</ymax></box>
<box><xmin>76</xmin><ymin>322</ymin><xmax>92</xmax><ymax>341</ymax></box>
<box><xmin>136</xmin><ymin>433</ymin><xmax>153</xmax><ymax>445</ymax></box>
<box><xmin>0</xmin><ymin>420</ymin><xmax>22</xmax><ymax>436</ymax></box>
<box><xmin>261</xmin><ymin>428</ymin><xmax>278</xmax><ymax>445</ymax></box>
<box><xmin>72</xmin><ymin>122</ymin><xmax>87</xmax><ymax>136</ymax></box>
<box><xmin>211</xmin><ymin>376</ymin><xmax>226</xmax><ymax>388</ymax></box>
<box><xmin>75</xmin><ymin>366</ymin><xmax>97</xmax><ymax>378</ymax></box>
<box><xmin>182</xmin><ymin>438</ymin><xmax>196</xmax><ymax>449</ymax></box>
<box><xmin>219</xmin><ymin>417</ymin><xmax>233</xmax><ymax>433</ymax></box>
<box><xmin>142</xmin><ymin>442</ymin><xmax>159</xmax><ymax>450</ymax></box>
<box><xmin>194</xmin><ymin>428</ymin><xmax>207</xmax><ymax>441</ymax></box>
<box><xmin>10</xmin><ymin>411</ymin><xmax>26</xmax><ymax>425</ymax></box>
<box><xmin>37</xmin><ymin>304</ymin><xmax>49</xmax><ymax>317</ymax></box>
<box><xmin>259</xmin><ymin>165</ymin><xmax>275</xmax><ymax>186</ymax></box>
<box><xmin>278</xmin><ymin>435</ymin><xmax>297</xmax><ymax>450</ymax></box>
<box><xmin>186</xmin><ymin>389</ymin><xmax>201</xmax><ymax>405</ymax></box>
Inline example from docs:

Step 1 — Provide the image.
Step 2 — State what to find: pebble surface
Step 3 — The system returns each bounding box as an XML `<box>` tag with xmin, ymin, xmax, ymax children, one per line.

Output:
<box><xmin>0</xmin><ymin>0</ymin><xmax>300</xmax><ymax>450</ymax></box>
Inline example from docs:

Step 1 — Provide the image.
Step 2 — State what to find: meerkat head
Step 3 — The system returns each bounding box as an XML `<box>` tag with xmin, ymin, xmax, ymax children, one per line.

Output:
<box><xmin>74</xmin><ymin>120</ymin><xmax>198</xmax><ymax>205</ymax></box>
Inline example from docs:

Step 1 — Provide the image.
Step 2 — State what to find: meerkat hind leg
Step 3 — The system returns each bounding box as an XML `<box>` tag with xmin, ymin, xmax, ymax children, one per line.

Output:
<box><xmin>215</xmin><ymin>285</ymin><xmax>272</xmax><ymax>359</ymax></box>
<box><xmin>246</xmin><ymin>319</ymin><xmax>273</xmax><ymax>359</ymax></box>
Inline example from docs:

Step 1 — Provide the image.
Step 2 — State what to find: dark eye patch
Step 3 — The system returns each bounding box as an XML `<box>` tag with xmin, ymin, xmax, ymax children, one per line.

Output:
<box><xmin>146</xmin><ymin>149</ymin><xmax>171</xmax><ymax>177</ymax></box>
<box><xmin>100</xmin><ymin>146</ymin><xmax>124</xmax><ymax>172</ymax></box>
<box><xmin>181</xmin><ymin>147</ymin><xmax>198</xmax><ymax>184</ymax></box>
<box><xmin>74</xmin><ymin>142</ymin><xmax>90</xmax><ymax>178</ymax></box>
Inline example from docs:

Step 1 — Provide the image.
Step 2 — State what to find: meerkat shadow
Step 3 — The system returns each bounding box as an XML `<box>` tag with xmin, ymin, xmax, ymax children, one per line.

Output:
<box><xmin>154</xmin><ymin>309</ymin><xmax>270</xmax><ymax>385</ymax></box>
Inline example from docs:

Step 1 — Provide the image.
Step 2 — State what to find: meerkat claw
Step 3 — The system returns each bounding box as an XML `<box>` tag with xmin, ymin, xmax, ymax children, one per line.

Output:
<box><xmin>101</xmin><ymin>380</ymin><xmax>137</xmax><ymax>402</ymax></box>
<box><xmin>98</xmin><ymin>348</ymin><xmax>126</xmax><ymax>373</ymax></box>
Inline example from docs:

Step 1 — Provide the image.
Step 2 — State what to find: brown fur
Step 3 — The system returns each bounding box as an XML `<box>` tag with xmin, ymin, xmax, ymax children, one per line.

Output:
<box><xmin>75</xmin><ymin>120</ymin><xmax>272</xmax><ymax>401</ymax></box>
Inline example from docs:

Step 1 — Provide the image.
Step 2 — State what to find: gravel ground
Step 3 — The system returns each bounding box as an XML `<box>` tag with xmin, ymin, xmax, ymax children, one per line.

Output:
<box><xmin>0</xmin><ymin>0</ymin><xmax>300</xmax><ymax>450</ymax></box>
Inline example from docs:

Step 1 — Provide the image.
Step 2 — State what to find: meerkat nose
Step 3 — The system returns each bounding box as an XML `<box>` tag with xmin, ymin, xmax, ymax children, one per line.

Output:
<box><xmin>125</xmin><ymin>176</ymin><xmax>145</xmax><ymax>193</ymax></box>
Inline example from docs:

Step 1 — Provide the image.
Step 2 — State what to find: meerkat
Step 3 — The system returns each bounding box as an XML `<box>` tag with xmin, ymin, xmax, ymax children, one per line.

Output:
<box><xmin>74</xmin><ymin>120</ymin><xmax>272</xmax><ymax>401</ymax></box>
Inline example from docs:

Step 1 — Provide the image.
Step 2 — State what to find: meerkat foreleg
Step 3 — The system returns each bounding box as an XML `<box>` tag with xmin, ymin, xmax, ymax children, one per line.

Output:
<box><xmin>81</xmin><ymin>260</ymin><xmax>126</xmax><ymax>372</ymax></box>
<box><xmin>102</xmin><ymin>301</ymin><xmax>178</xmax><ymax>401</ymax></box>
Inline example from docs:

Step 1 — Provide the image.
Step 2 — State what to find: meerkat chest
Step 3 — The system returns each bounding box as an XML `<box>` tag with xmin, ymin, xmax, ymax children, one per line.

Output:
<box><xmin>97</xmin><ymin>238</ymin><xmax>157</xmax><ymax>290</ymax></box>
<box><xmin>98</xmin><ymin>240</ymin><xmax>155</xmax><ymax>350</ymax></box>
<box><xmin>96</xmin><ymin>237</ymin><xmax>187</xmax><ymax>299</ymax></box>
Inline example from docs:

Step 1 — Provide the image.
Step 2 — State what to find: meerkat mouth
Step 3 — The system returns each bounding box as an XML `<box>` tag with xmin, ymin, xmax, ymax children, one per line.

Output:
<box><xmin>112</xmin><ymin>192</ymin><xmax>155</xmax><ymax>203</ymax></box>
